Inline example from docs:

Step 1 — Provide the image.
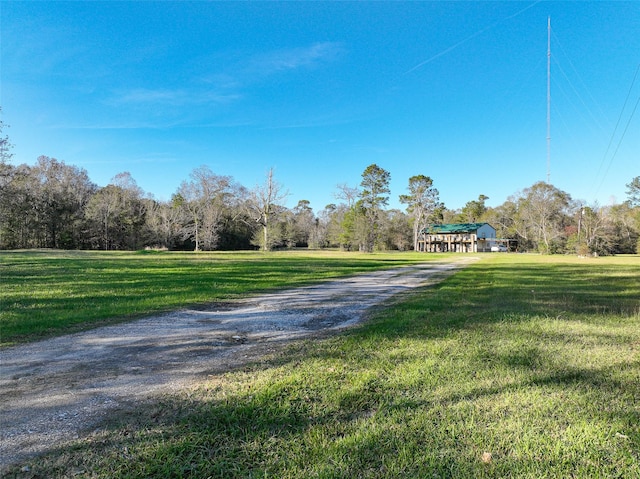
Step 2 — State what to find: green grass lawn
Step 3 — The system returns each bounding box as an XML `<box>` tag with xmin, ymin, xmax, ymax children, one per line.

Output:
<box><xmin>3</xmin><ymin>253</ymin><xmax>640</xmax><ymax>478</ymax></box>
<box><xmin>0</xmin><ymin>249</ymin><xmax>445</xmax><ymax>346</ymax></box>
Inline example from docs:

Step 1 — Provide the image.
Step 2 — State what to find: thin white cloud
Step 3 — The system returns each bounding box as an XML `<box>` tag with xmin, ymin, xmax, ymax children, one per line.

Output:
<box><xmin>92</xmin><ymin>41</ymin><xmax>344</xmax><ymax>127</ymax></box>
<box><xmin>52</xmin><ymin>116</ymin><xmax>257</xmax><ymax>130</ymax></box>
<box><xmin>110</xmin><ymin>88</ymin><xmax>242</xmax><ymax>106</ymax></box>
<box><xmin>51</xmin><ymin>119</ymin><xmax>183</xmax><ymax>130</ymax></box>
<box><xmin>117</xmin><ymin>88</ymin><xmax>184</xmax><ymax>104</ymax></box>
<box><xmin>250</xmin><ymin>42</ymin><xmax>344</xmax><ymax>75</ymax></box>
<box><xmin>119</xmin><ymin>42</ymin><xmax>345</xmax><ymax>106</ymax></box>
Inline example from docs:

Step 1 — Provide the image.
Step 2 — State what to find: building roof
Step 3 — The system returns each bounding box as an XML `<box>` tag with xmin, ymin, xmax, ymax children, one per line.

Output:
<box><xmin>423</xmin><ymin>223</ymin><xmax>494</xmax><ymax>234</ymax></box>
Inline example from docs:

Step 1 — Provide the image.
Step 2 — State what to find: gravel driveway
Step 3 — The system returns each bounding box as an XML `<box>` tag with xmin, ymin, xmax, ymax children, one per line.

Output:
<box><xmin>0</xmin><ymin>257</ymin><xmax>477</xmax><ymax>469</ymax></box>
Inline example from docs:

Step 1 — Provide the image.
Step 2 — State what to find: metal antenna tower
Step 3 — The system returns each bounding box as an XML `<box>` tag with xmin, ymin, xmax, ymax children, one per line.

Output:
<box><xmin>546</xmin><ymin>16</ymin><xmax>551</xmax><ymax>183</ymax></box>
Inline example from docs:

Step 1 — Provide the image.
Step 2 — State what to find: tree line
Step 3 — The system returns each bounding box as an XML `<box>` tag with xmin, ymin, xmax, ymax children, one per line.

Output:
<box><xmin>1</xmin><ymin>153</ymin><xmax>638</xmax><ymax>254</ymax></box>
<box><xmin>0</xmin><ymin>110</ymin><xmax>638</xmax><ymax>256</ymax></box>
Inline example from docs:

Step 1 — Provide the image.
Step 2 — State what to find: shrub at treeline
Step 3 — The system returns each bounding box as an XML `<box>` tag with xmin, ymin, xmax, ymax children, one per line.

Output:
<box><xmin>1</xmin><ymin>156</ymin><xmax>639</xmax><ymax>254</ymax></box>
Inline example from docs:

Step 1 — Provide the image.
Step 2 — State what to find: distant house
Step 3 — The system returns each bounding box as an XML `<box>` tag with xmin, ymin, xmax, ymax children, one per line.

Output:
<box><xmin>418</xmin><ymin>223</ymin><xmax>497</xmax><ymax>252</ymax></box>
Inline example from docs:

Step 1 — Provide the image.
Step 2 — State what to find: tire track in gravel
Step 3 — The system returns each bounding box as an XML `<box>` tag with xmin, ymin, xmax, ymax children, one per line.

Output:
<box><xmin>0</xmin><ymin>257</ymin><xmax>478</xmax><ymax>468</ymax></box>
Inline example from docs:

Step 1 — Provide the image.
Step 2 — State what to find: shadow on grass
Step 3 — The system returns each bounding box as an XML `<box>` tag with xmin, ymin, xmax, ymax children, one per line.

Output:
<box><xmin>18</xmin><ymin>352</ymin><xmax>638</xmax><ymax>478</ymax></box>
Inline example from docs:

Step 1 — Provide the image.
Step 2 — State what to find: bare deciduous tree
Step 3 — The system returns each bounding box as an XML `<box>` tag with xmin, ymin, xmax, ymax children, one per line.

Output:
<box><xmin>85</xmin><ymin>172</ymin><xmax>145</xmax><ymax>250</ymax></box>
<box><xmin>176</xmin><ymin>165</ymin><xmax>233</xmax><ymax>251</ymax></box>
<box><xmin>399</xmin><ymin>175</ymin><xmax>440</xmax><ymax>251</ymax></box>
<box><xmin>246</xmin><ymin>168</ymin><xmax>288</xmax><ymax>251</ymax></box>
<box><xmin>335</xmin><ymin>183</ymin><xmax>359</xmax><ymax>208</ymax></box>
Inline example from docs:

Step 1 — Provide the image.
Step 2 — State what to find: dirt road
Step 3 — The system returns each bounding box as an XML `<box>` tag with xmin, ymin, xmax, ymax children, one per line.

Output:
<box><xmin>0</xmin><ymin>257</ymin><xmax>477</xmax><ymax>468</ymax></box>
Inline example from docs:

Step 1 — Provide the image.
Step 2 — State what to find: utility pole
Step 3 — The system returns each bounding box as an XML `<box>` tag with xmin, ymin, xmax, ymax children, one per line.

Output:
<box><xmin>546</xmin><ymin>16</ymin><xmax>551</xmax><ymax>184</ymax></box>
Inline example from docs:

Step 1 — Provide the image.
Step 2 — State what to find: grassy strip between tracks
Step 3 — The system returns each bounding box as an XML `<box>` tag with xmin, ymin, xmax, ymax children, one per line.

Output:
<box><xmin>4</xmin><ymin>254</ymin><xmax>640</xmax><ymax>478</ymax></box>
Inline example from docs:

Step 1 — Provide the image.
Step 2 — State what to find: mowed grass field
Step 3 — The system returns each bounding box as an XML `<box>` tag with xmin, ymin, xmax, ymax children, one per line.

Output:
<box><xmin>0</xmin><ymin>249</ymin><xmax>443</xmax><ymax>347</ymax></box>
<box><xmin>2</xmin><ymin>251</ymin><xmax>640</xmax><ymax>478</ymax></box>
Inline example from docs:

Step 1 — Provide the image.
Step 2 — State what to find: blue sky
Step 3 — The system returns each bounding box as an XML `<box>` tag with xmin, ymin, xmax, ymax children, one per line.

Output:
<box><xmin>2</xmin><ymin>1</ymin><xmax>639</xmax><ymax>212</ymax></box>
